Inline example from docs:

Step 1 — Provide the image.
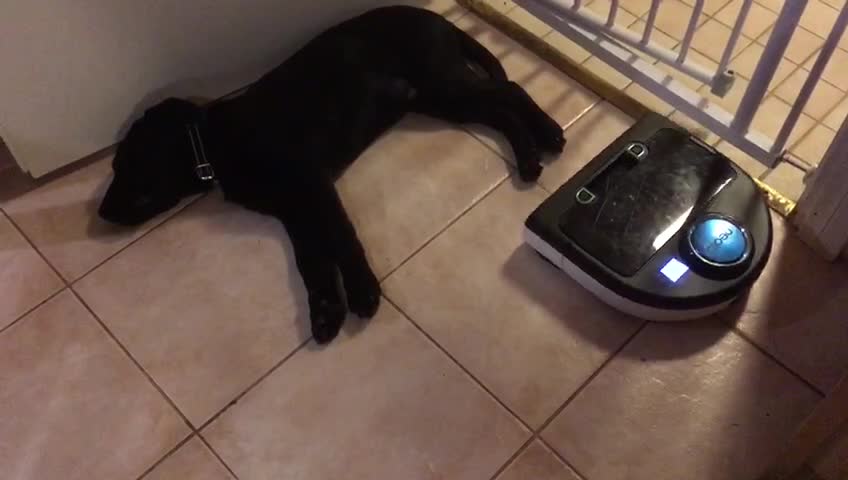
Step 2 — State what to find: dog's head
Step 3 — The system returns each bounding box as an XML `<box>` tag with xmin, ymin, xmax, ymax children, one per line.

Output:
<box><xmin>99</xmin><ymin>98</ymin><xmax>211</xmax><ymax>225</ymax></box>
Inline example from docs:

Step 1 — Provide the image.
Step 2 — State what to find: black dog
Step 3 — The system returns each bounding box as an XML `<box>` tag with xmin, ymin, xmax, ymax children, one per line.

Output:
<box><xmin>99</xmin><ymin>6</ymin><xmax>565</xmax><ymax>343</ymax></box>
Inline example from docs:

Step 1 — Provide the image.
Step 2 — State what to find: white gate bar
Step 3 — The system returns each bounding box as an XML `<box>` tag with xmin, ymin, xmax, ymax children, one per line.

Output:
<box><xmin>731</xmin><ymin>0</ymin><xmax>808</xmax><ymax>135</ymax></box>
<box><xmin>516</xmin><ymin>0</ymin><xmax>777</xmax><ymax>163</ymax></box>
<box><xmin>677</xmin><ymin>0</ymin><xmax>705</xmax><ymax>64</ymax></box>
<box><xmin>573</xmin><ymin>0</ymin><xmax>582</xmax><ymax>9</ymax></box>
<box><xmin>607</xmin><ymin>0</ymin><xmax>619</xmax><ymax>26</ymax></box>
<box><xmin>642</xmin><ymin>0</ymin><xmax>661</xmax><ymax>44</ymax></box>
<box><xmin>521</xmin><ymin>0</ymin><xmax>725</xmax><ymax>90</ymax></box>
<box><xmin>773</xmin><ymin>2</ymin><xmax>848</xmax><ymax>154</ymax></box>
<box><xmin>715</xmin><ymin>0</ymin><xmax>754</xmax><ymax>87</ymax></box>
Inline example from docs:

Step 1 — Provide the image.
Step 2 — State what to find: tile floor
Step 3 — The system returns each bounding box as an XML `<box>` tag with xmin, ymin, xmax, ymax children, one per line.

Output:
<box><xmin>2</xmin><ymin>1</ymin><xmax>847</xmax><ymax>479</ymax></box>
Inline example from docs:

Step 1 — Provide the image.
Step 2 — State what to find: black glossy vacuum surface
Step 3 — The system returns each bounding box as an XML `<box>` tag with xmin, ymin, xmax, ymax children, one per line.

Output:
<box><xmin>526</xmin><ymin>113</ymin><xmax>773</xmax><ymax>310</ymax></box>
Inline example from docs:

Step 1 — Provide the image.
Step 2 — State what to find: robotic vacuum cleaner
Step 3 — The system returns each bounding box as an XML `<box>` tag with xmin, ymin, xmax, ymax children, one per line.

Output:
<box><xmin>525</xmin><ymin>113</ymin><xmax>773</xmax><ymax>321</ymax></box>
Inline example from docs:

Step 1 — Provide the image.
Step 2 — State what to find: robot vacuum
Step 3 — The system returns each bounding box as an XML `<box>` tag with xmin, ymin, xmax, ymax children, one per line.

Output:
<box><xmin>525</xmin><ymin>113</ymin><xmax>773</xmax><ymax>321</ymax></box>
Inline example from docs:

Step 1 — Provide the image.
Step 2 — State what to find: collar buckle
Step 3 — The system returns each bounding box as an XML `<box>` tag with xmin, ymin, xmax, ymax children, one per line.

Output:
<box><xmin>195</xmin><ymin>162</ymin><xmax>215</xmax><ymax>181</ymax></box>
<box><xmin>187</xmin><ymin>123</ymin><xmax>215</xmax><ymax>182</ymax></box>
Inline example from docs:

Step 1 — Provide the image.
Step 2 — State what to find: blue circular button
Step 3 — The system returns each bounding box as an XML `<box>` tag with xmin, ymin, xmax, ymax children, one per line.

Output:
<box><xmin>689</xmin><ymin>217</ymin><xmax>749</xmax><ymax>265</ymax></box>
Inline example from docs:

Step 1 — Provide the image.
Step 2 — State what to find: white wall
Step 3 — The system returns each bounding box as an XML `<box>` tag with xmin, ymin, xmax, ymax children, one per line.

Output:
<box><xmin>0</xmin><ymin>0</ymin><xmax>447</xmax><ymax>177</ymax></box>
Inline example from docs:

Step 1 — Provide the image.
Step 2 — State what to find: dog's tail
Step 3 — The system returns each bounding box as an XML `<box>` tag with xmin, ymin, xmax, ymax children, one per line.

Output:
<box><xmin>456</xmin><ymin>28</ymin><xmax>508</xmax><ymax>81</ymax></box>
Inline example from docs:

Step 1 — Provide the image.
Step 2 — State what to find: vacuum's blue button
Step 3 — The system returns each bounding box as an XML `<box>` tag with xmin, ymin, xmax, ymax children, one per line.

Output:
<box><xmin>689</xmin><ymin>217</ymin><xmax>748</xmax><ymax>265</ymax></box>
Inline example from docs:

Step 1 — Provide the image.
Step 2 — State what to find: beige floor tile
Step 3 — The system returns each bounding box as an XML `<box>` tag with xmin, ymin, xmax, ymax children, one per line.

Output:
<box><xmin>507</xmin><ymin>5</ymin><xmax>553</xmax><ymax>37</ymax></box>
<box><xmin>715</xmin><ymin>0</ymin><xmax>777</xmax><ymax>39</ymax></box>
<box><xmin>75</xmin><ymin>194</ymin><xmax>311</xmax><ymax>426</ymax></box>
<box><xmin>2</xmin><ymin>158</ymin><xmax>195</xmax><ymax>282</ymax></box>
<box><xmin>714</xmin><ymin>140</ymin><xmax>769</xmax><ymax>178</ymax></box>
<box><xmin>618</xmin><ymin>0</ymin><xmax>656</xmax><ymax>16</ymax></box>
<box><xmin>813</xmin><ymin>425</ymin><xmax>848</xmax><ymax>480</ymax></box>
<box><xmin>629</xmin><ymin>20</ymin><xmax>681</xmax><ymax>50</ymax></box>
<box><xmin>805</xmin><ymin>47</ymin><xmax>848</xmax><ymax>92</ymax></box>
<box><xmin>820</xmin><ymin>0</ymin><xmax>844</xmax><ymax>9</ymax></box>
<box><xmin>682</xmin><ymin>0</ymin><xmax>733</xmax><ymax>15</ymax></box>
<box><xmin>691</xmin><ymin>18</ymin><xmax>754</xmax><ymax>63</ymax></box>
<box><xmin>731</xmin><ymin>42</ymin><xmax>797</xmax><ymax>86</ymax></box>
<box><xmin>725</xmin><ymin>218</ymin><xmax>848</xmax><ymax>392</ymax></box>
<box><xmin>582</xmin><ymin>56</ymin><xmax>633</xmax><ymax>89</ymax></box>
<box><xmin>544</xmin><ymin>30</ymin><xmax>592</xmax><ymax>65</ymax></box>
<box><xmin>510</xmin><ymin>60</ymin><xmax>600</xmax><ymax>126</ymax></box>
<box><xmin>823</xmin><ymin>93</ymin><xmax>848</xmax><ymax>130</ymax></box>
<box><xmin>670</xmin><ymin>110</ymin><xmax>721</xmax><ymax>144</ymax></box>
<box><xmin>752</xmin><ymin>96</ymin><xmax>817</xmax><ymax>148</ymax></box>
<box><xmin>762</xmin><ymin>162</ymin><xmax>807</xmax><ymax>200</ymax></box>
<box><xmin>384</xmin><ymin>182</ymin><xmax>643</xmax><ymax>427</ymax></box>
<box><xmin>337</xmin><ymin>115</ymin><xmax>509</xmax><ymax>277</ymax></box>
<box><xmin>540</xmin><ymin>101</ymin><xmax>635</xmax><ymax>196</ymax></box>
<box><xmin>204</xmin><ymin>303</ymin><xmax>529</xmax><ymax>479</ymax></box>
<box><xmin>665</xmin><ymin>48</ymin><xmax>716</xmax><ymax>91</ymax></box>
<box><xmin>458</xmin><ymin>19</ymin><xmax>600</xmax><ymax>160</ymax></box>
<box><xmin>758</xmin><ymin>25</ymin><xmax>824</xmax><ymax>65</ymax></box>
<box><xmin>697</xmin><ymin>75</ymin><xmax>751</xmax><ymax>113</ymax></box>
<box><xmin>585</xmin><ymin>0</ymin><xmax>641</xmax><ymax>23</ymax></box>
<box><xmin>753</xmin><ymin>0</ymin><xmax>784</xmax><ymax>13</ymax></box>
<box><xmin>624</xmin><ymin>83</ymin><xmax>675</xmax><ymax>116</ymax></box>
<box><xmin>144</xmin><ymin>437</ymin><xmax>233</xmax><ymax>480</ymax></box>
<box><xmin>774</xmin><ymin>69</ymin><xmax>844</xmax><ymax>120</ymax></box>
<box><xmin>456</xmin><ymin>16</ymin><xmax>600</xmax><ymax>125</ymax></box>
<box><xmin>792</xmin><ymin>123</ymin><xmax>837</xmax><ymax>164</ymax></box>
<box><xmin>484</xmin><ymin>0</ymin><xmax>517</xmax><ymax>13</ymax></box>
<box><xmin>0</xmin><ymin>212</ymin><xmax>63</xmax><ymax>330</ymax></box>
<box><xmin>655</xmin><ymin>0</ymin><xmax>709</xmax><ymax>40</ymax></box>
<box><xmin>543</xmin><ymin>322</ymin><xmax>821</xmax><ymax>480</ymax></box>
<box><xmin>455</xmin><ymin>15</ymin><xmax>531</xmax><ymax>70</ymax></box>
<box><xmin>495</xmin><ymin>441</ymin><xmax>581</xmax><ymax>480</ymax></box>
<box><xmin>418</xmin><ymin>0</ymin><xmax>467</xmax><ymax>22</ymax></box>
<box><xmin>0</xmin><ymin>290</ymin><xmax>189</xmax><ymax>480</ymax></box>
<box><xmin>799</xmin><ymin>0</ymin><xmax>840</xmax><ymax>36</ymax></box>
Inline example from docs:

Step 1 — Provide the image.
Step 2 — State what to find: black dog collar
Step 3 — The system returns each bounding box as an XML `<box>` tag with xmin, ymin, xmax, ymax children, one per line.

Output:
<box><xmin>186</xmin><ymin>123</ymin><xmax>215</xmax><ymax>182</ymax></box>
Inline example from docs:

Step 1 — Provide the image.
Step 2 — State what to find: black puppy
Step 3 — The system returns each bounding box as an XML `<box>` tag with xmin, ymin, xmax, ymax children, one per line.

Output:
<box><xmin>99</xmin><ymin>6</ymin><xmax>565</xmax><ymax>343</ymax></box>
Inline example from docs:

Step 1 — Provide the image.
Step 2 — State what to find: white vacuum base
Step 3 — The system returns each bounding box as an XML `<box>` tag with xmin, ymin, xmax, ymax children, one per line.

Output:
<box><xmin>523</xmin><ymin>228</ymin><xmax>734</xmax><ymax>322</ymax></box>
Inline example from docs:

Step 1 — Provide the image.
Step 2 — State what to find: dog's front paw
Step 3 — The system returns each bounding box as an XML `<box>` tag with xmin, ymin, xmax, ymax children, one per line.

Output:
<box><xmin>310</xmin><ymin>296</ymin><xmax>346</xmax><ymax>344</ymax></box>
<box><xmin>518</xmin><ymin>160</ymin><xmax>543</xmax><ymax>182</ymax></box>
<box><xmin>345</xmin><ymin>269</ymin><xmax>382</xmax><ymax>319</ymax></box>
<box><xmin>544</xmin><ymin>129</ymin><xmax>566</xmax><ymax>154</ymax></box>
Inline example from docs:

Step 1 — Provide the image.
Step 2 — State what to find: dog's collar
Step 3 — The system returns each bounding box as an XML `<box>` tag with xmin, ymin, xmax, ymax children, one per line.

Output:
<box><xmin>186</xmin><ymin>122</ymin><xmax>215</xmax><ymax>182</ymax></box>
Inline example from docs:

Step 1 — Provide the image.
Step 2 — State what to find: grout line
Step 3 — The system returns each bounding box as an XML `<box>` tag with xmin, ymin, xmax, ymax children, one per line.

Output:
<box><xmin>134</xmin><ymin>432</ymin><xmax>197</xmax><ymax>480</ymax></box>
<box><xmin>379</xmin><ymin>174</ymin><xmax>510</xmax><ymax>281</ymax></box>
<box><xmin>68</xmin><ymin>287</ymin><xmax>197</xmax><ymax>429</ymax></box>
<box><xmin>729</xmin><ymin>326</ymin><xmax>827</xmax><ymax>397</ymax></box>
<box><xmin>537</xmin><ymin>435</ymin><xmax>590</xmax><ymax>479</ymax></box>
<box><xmin>385</xmin><ymin>293</ymin><xmax>646</xmax><ymax>480</ymax></box>
<box><xmin>3</xmin><ymin>208</ymin><xmax>70</xmax><ymax>286</ymax></box>
<box><xmin>69</xmin><ymin>193</ymin><xmax>206</xmax><ymax>286</ymax></box>
<box><xmin>196</xmin><ymin>337</ymin><xmax>312</xmax><ymax>432</ymax></box>
<box><xmin>0</xmin><ymin>286</ymin><xmax>66</xmax><ymax>336</ymax></box>
<box><xmin>533</xmin><ymin>321</ymin><xmax>647</xmax><ymax>436</ymax></box>
<box><xmin>486</xmin><ymin>437</ymin><xmax>537</xmax><ymax>480</ymax></box>
<box><xmin>382</xmin><ymin>296</ymin><xmax>535</xmax><ymax>433</ymax></box>
<box><xmin>197</xmin><ymin>432</ymin><xmax>241</xmax><ymax>480</ymax></box>
<box><xmin>0</xmin><ymin>208</ymin><xmax>75</xmax><ymax>336</ymax></box>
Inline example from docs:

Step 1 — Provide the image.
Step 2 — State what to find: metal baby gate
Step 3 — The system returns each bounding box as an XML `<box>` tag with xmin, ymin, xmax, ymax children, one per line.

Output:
<box><xmin>505</xmin><ymin>0</ymin><xmax>848</xmax><ymax>259</ymax></box>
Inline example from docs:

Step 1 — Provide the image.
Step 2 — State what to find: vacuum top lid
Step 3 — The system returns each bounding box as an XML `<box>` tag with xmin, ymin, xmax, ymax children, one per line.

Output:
<box><xmin>558</xmin><ymin>128</ymin><xmax>737</xmax><ymax>277</ymax></box>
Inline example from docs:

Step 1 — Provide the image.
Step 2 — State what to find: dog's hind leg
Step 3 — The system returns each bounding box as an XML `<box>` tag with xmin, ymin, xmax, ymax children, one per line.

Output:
<box><xmin>414</xmin><ymin>86</ymin><xmax>543</xmax><ymax>181</ymax></box>
<box><xmin>473</xmin><ymin>106</ymin><xmax>543</xmax><ymax>181</ymax></box>
<box><xmin>499</xmin><ymin>81</ymin><xmax>565</xmax><ymax>155</ymax></box>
